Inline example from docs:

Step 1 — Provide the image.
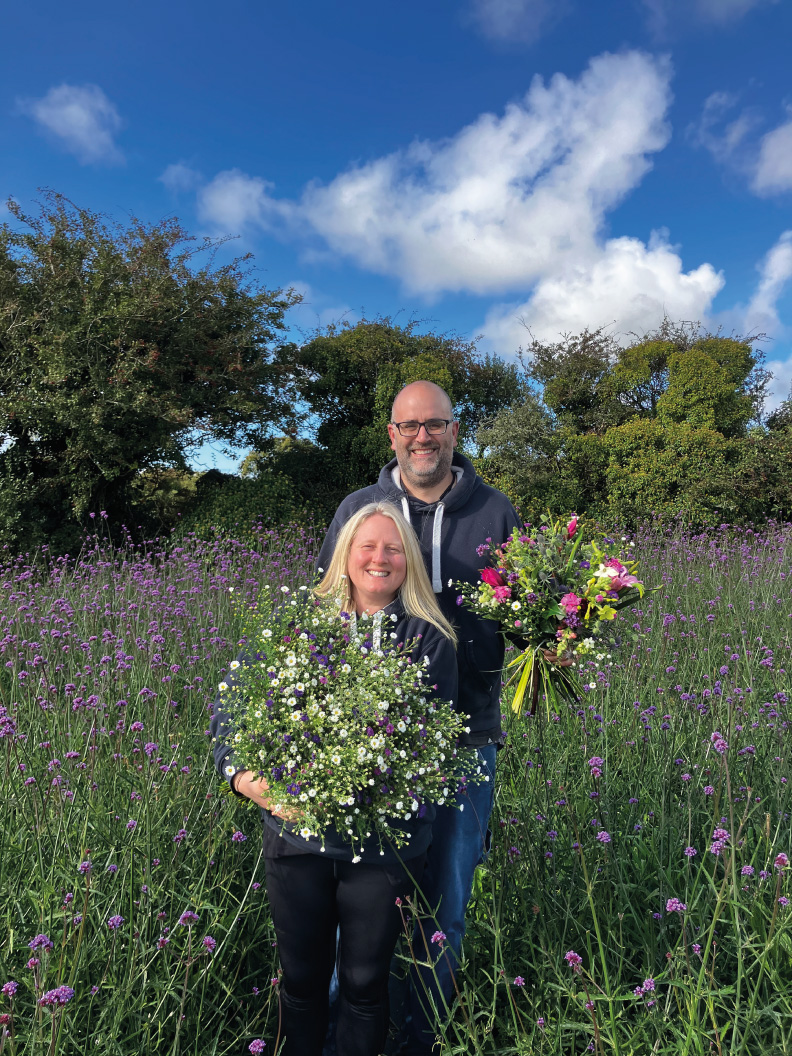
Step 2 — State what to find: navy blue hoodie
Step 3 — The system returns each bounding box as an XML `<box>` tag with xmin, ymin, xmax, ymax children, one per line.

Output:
<box><xmin>211</xmin><ymin>598</ymin><xmax>458</xmax><ymax>864</ymax></box>
<box><xmin>316</xmin><ymin>452</ymin><xmax>521</xmax><ymax>746</ymax></box>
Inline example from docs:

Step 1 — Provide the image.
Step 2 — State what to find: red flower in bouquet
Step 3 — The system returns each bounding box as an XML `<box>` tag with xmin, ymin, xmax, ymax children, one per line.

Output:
<box><xmin>480</xmin><ymin>566</ymin><xmax>506</xmax><ymax>588</ymax></box>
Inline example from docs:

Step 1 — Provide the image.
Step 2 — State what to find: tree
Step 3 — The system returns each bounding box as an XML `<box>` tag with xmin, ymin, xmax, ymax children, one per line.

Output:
<box><xmin>0</xmin><ymin>192</ymin><xmax>299</xmax><ymax>550</ymax></box>
<box><xmin>522</xmin><ymin>327</ymin><xmax>625</xmax><ymax>434</ymax></box>
<box><xmin>277</xmin><ymin>318</ymin><xmax>526</xmax><ymax>495</ymax></box>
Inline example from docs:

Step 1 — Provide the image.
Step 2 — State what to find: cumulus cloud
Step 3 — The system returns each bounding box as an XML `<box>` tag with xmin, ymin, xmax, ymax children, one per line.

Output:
<box><xmin>18</xmin><ymin>84</ymin><xmax>123</xmax><ymax>164</ymax></box>
<box><xmin>159</xmin><ymin>162</ymin><xmax>203</xmax><ymax>193</ymax></box>
<box><xmin>753</xmin><ymin>115</ymin><xmax>792</xmax><ymax>196</ymax></box>
<box><xmin>464</xmin><ymin>0</ymin><xmax>568</xmax><ymax>43</ymax></box>
<box><xmin>198</xmin><ymin>52</ymin><xmax>675</xmax><ymax>301</ymax></box>
<box><xmin>481</xmin><ymin>231</ymin><xmax>724</xmax><ymax>352</ymax></box>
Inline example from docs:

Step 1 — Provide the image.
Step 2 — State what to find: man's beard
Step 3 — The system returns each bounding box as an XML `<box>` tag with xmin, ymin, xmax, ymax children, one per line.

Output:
<box><xmin>399</xmin><ymin>444</ymin><xmax>453</xmax><ymax>491</ymax></box>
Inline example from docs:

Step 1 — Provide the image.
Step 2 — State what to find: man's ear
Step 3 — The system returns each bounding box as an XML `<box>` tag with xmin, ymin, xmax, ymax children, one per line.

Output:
<box><xmin>451</xmin><ymin>421</ymin><xmax>460</xmax><ymax>447</ymax></box>
<box><xmin>387</xmin><ymin>423</ymin><xmax>398</xmax><ymax>453</ymax></box>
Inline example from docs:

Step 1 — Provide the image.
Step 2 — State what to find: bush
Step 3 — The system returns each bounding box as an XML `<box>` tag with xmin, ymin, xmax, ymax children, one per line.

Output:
<box><xmin>602</xmin><ymin>418</ymin><xmax>743</xmax><ymax>528</ymax></box>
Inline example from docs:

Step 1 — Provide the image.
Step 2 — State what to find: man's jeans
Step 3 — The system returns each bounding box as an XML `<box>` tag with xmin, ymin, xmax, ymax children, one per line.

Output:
<box><xmin>404</xmin><ymin>744</ymin><xmax>497</xmax><ymax>1054</ymax></box>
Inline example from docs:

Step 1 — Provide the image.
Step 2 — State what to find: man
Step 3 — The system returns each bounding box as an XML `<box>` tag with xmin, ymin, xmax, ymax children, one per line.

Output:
<box><xmin>317</xmin><ymin>380</ymin><xmax>520</xmax><ymax>1054</ymax></box>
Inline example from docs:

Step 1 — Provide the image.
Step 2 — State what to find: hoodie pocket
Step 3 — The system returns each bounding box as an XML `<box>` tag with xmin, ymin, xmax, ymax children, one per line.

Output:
<box><xmin>461</xmin><ymin>639</ymin><xmax>495</xmax><ymax>696</ymax></box>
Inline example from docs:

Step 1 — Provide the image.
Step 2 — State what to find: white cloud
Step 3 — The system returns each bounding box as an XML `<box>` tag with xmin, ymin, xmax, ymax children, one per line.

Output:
<box><xmin>765</xmin><ymin>356</ymin><xmax>792</xmax><ymax>411</ymax></box>
<box><xmin>743</xmin><ymin>231</ymin><xmax>792</xmax><ymax>333</ymax></box>
<box><xmin>287</xmin><ymin>280</ymin><xmax>357</xmax><ymax>334</ymax></box>
<box><xmin>643</xmin><ymin>0</ymin><xmax>777</xmax><ymax>33</ymax></box>
<box><xmin>481</xmin><ymin>232</ymin><xmax>724</xmax><ymax>352</ymax></box>
<box><xmin>753</xmin><ymin>116</ymin><xmax>792</xmax><ymax>196</ymax></box>
<box><xmin>688</xmin><ymin>91</ymin><xmax>757</xmax><ymax>168</ymax></box>
<box><xmin>19</xmin><ymin>84</ymin><xmax>123</xmax><ymax>164</ymax></box>
<box><xmin>198</xmin><ymin>52</ymin><xmax>674</xmax><ymax>298</ymax></box>
<box><xmin>465</xmin><ymin>0</ymin><xmax>568</xmax><ymax>43</ymax></box>
<box><xmin>695</xmin><ymin>0</ymin><xmax>778</xmax><ymax>22</ymax></box>
<box><xmin>196</xmin><ymin>168</ymin><xmax>291</xmax><ymax>232</ymax></box>
<box><xmin>159</xmin><ymin>162</ymin><xmax>203</xmax><ymax>193</ymax></box>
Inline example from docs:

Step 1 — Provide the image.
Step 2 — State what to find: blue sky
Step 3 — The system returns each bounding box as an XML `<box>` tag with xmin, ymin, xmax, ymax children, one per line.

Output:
<box><xmin>3</xmin><ymin>0</ymin><xmax>792</xmax><ymax>471</ymax></box>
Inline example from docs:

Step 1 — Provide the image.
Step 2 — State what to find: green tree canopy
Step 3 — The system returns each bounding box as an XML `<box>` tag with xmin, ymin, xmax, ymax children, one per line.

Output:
<box><xmin>0</xmin><ymin>193</ymin><xmax>298</xmax><ymax>550</ymax></box>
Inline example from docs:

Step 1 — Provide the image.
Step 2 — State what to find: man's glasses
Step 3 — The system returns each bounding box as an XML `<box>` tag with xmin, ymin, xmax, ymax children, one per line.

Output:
<box><xmin>390</xmin><ymin>419</ymin><xmax>452</xmax><ymax>437</ymax></box>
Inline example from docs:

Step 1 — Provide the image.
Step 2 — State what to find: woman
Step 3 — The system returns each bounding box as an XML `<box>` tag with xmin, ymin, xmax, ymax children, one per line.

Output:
<box><xmin>212</xmin><ymin>502</ymin><xmax>458</xmax><ymax>1056</ymax></box>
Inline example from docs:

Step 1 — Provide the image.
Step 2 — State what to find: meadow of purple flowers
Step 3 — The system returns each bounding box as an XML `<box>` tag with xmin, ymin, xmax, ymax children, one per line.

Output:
<box><xmin>0</xmin><ymin>520</ymin><xmax>790</xmax><ymax>1055</ymax></box>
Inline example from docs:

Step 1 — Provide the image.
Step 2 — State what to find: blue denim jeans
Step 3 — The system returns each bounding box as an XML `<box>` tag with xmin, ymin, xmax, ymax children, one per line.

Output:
<box><xmin>404</xmin><ymin>744</ymin><xmax>497</xmax><ymax>1055</ymax></box>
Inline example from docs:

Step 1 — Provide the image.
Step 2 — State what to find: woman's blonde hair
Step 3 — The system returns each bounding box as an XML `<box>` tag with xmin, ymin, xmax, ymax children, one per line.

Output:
<box><xmin>314</xmin><ymin>502</ymin><xmax>457</xmax><ymax>643</ymax></box>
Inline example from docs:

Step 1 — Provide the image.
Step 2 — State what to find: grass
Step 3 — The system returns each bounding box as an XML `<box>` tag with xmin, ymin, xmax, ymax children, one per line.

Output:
<box><xmin>0</xmin><ymin>520</ymin><xmax>790</xmax><ymax>1054</ymax></box>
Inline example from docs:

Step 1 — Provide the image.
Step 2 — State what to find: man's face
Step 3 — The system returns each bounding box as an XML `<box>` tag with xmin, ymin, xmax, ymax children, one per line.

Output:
<box><xmin>387</xmin><ymin>387</ymin><xmax>459</xmax><ymax>491</ymax></box>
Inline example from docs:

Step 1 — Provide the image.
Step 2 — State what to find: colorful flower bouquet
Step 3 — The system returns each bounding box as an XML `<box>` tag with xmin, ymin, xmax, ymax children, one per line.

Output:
<box><xmin>456</xmin><ymin>516</ymin><xmax>646</xmax><ymax>714</ymax></box>
<box><xmin>219</xmin><ymin>587</ymin><xmax>480</xmax><ymax>855</ymax></box>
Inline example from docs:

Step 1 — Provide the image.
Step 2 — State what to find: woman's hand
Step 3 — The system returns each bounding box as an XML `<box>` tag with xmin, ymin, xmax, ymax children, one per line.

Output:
<box><xmin>232</xmin><ymin>771</ymin><xmax>302</xmax><ymax>822</ymax></box>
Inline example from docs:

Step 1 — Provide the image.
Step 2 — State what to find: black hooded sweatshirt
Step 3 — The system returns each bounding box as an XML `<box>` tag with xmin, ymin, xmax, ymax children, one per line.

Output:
<box><xmin>316</xmin><ymin>452</ymin><xmax>521</xmax><ymax>746</ymax></box>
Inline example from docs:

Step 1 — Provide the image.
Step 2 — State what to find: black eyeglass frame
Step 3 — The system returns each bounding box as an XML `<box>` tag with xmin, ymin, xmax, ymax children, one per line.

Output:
<box><xmin>389</xmin><ymin>418</ymin><xmax>454</xmax><ymax>437</ymax></box>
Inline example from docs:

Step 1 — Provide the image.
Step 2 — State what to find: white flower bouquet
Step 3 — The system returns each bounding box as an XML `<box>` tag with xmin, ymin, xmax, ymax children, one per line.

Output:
<box><xmin>219</xmin><ymin>586</ymin><xmax>480</xmax><ymax>854</ymax></box>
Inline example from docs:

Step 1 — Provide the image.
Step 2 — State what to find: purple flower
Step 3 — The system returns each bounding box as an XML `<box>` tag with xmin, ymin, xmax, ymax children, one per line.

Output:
<box><xmin>178</xmin><ymin>911</ymin><xmax>199</xmax><ymax>927</ymax></box>
<box><xmin>173</xmin><ymin>829</ymin><xmax>187</xmax><ymax>843</ymax></box>
<box><xmin>684</xmin><ymin>847</ymin><xmax>697</xmax><ymax>857</ymax></box>
<box><xmin>78</xmin><ymin>860</ymin><xmax>92</xmax><ymax>875</ymax></box>
<box><xmin>107</xmin><ymin>915</ymin><xmax>124</xmax><ymax>930</ymax></box>
<box><xmin>513</xmin><ymin>975</ymin><xmax>525</xmax><ymax>986</ymax></box>
<box><xmin>202</xmin><ymin>935</ymin><xmax>217</xmax><ymax>953</ymax></box>
<box><xmin>537</xmin><ymin>1017</ymin><xmax>545</xmax><ymax>1029</ymax></box>
<box><xmin>596</xmin><ymin>830</ymin><xmax>611</xmax><ymax>844</ymax></box>
<box><xmin>741</xmin><ymin>865</ymin><xmax>755</xmax><ymax>876</ymax></box>
<box><xmin>249</xmin><ymin>1042</ymin><xmax>266</xmax><ymax>1054</ymax></box>
<box><xmin>2</xmin><ymin>981</ymin><xmax>18</xmax><ymax>997</ymax></box>
<box><xmin>564</xmin><ymin>950</ymin><xmax>583</xmax><ymax>972</ymax></box>
<box><xmin>157</xmin><ymin>936</ymin><xmax>170</xmax><ymax>950</ymax></box>
<box><xmin>106</xmin><ymin>863</ymin><xmax>118</xmax><ymax>874</ymax></box>
<box><xmin>231</xmin><ymin>831</ymin><xmax>247</xmax><ymax>843</ymax></box>
<box><xmin>431</xmin><ymin>931</ymin><xmax>446</xmax><ymax>946</ymax></box>
<box><xmin>703</xmin><ymin>785</ymin><xmax>715</xmax><ymax>796</ymax></box>
<box><xmin>779</xmin><ymin>896</ymin><xmax>790</xmax><ymax>907</ymax></box>
<box><xmin>126</xmin><ymin>819</ymin><xmax>137</xmax><ymax>831</ymax></box>
<box><xmin>28</xmin><ymin>934</ymin><xmax>53</xmax><ymax>951</ymax></box>
<box><xmin>692</xmin><ymin>943</ymin><xmax>702</xmax><ymax>955</ymax></box>
<box><xmin>774</xmin><ymin>853</ymin><xmax>789</xmax><ymax>871</ymax></box>
<box><xmin>26</xmin><ymin>958</ymin><xmax>39</xmax><ymax>970</ymax></box>
<box><xmin>666</xmin><ymin>898</ymin><xmax>686</xmax><ymax>913</ymax></box>
<box><xmin>643</xmin><ymin>977</ymin><xmax>655</xmax><ymax>992</ymax></box>
<box><xmin>39</xmin><ymin>985</ymin><xmax>74</xmax><ymax>1007</ymax></box>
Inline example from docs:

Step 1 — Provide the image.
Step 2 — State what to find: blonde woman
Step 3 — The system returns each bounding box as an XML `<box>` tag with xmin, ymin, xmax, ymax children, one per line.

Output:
<box><xmin>212</xmin><ymin>503</ymin><xmax>457</xmax><ymax>1056</ymax></box>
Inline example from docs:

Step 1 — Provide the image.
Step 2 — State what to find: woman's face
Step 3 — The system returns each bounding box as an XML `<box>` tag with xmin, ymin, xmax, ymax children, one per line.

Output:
<box><xmin>347</xmin><ymin>513</ymin><xmax>407</xmax><ymax>614</ymax></box>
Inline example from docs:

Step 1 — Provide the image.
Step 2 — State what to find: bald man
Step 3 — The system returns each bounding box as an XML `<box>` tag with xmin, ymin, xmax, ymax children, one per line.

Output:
<box><xmin>317</xmin><ymin>381</ymin><xmax>520</xmax><ymax>1055</ymax></box>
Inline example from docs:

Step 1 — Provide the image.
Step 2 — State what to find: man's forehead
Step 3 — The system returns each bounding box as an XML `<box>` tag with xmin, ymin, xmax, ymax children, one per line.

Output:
<box><xmin>392</xmin><ymin>383</ymin><xmax>452</xmax><ymax>419</ymax></box>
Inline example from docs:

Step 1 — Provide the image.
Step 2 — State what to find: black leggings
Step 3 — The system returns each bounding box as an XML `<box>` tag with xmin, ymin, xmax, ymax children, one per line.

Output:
<box><xmin>265</xmin><ymin>852</ymin><xmax>425</xmax><ymax>1056</ymax></box>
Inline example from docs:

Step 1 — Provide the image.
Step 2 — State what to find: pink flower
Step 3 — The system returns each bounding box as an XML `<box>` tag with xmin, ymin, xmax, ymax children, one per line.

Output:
<box><xmin>559</xmin><ymin>592</ymin><xmax>581</xmax><ymax>615</ymax></box>
<box><xmin>480</xmin><ymin>567</ymin><xmax>506</xmax><ymax>588</ymax></box>
<box><xmin>493</xmin><ymin>585</ymin><xmax>512</xmax><ymax>602</ymax></box>
<box><xmin>567</xmin><ymin>517</ymin><xmax>578</xmax><ymax>538</ymax></box>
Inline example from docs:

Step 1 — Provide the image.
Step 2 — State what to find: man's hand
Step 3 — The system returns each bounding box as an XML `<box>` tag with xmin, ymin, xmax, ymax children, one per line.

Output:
<box><xmin>232</xmin><ymin>771</ymin><xmax>302</xmax><ymax>822</ymax></box>
<box><xmin>541</xmin><ymin>649</ymin><xmax>574</xmax><ymax>669</ymax></box>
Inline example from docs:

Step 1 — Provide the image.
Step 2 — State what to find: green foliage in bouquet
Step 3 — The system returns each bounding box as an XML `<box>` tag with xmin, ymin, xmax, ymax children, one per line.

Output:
<box><xmin>219</xmin><ymin>586</ymin><xmax>481</xmax><ymax>858</ymax></box>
